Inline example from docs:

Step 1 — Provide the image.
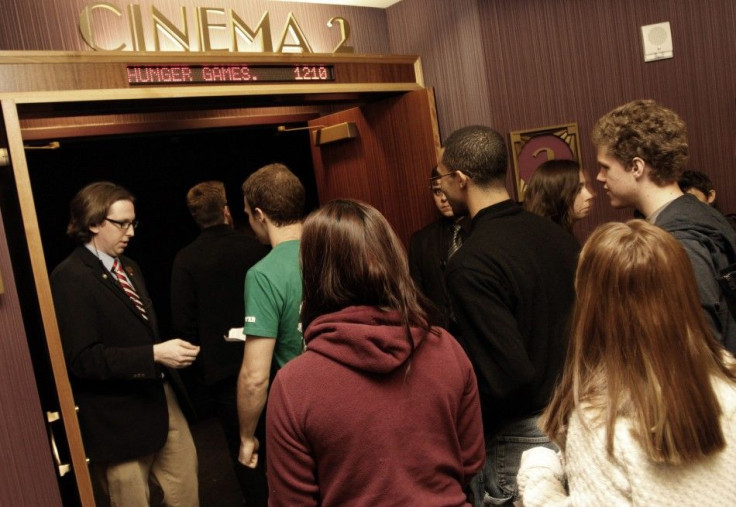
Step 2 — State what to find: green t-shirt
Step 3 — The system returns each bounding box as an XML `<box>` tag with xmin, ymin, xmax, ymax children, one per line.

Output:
<box><xmin>243</xmin><ymin>239</ymin><xmax>303</xmax><ymax>368</ymax></box>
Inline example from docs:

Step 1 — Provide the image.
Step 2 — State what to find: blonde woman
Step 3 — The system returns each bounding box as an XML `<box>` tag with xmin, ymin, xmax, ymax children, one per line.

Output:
<box><xmin>518</xmin><ymin>220</ymin><xmax>736</xmax><ymax>505</ymax></box>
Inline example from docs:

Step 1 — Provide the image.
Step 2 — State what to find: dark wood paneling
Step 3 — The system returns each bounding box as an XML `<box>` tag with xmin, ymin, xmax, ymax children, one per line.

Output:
<box><xmin>387</xmin><ymin>0</ymin><xmax>493</xmax><ymax>140</ymax></box>
<box><xmin>389</xmin><ymin>0</ymin><xmax>736</xmax><ymax>241</ymax></box>
<box><xmin>310</xmin><ymin>89</ymin><xmax>439</xmax><ymax>248</ymax></box>
<box><xmin>0</xmin><ymin>207</ymin><xmax>63</xmax><ymax>506</ymax></box>
<box><xmin>477</xmin><ymin>0</ymin><xmax>736</xmax><ymax>239</ymax></box>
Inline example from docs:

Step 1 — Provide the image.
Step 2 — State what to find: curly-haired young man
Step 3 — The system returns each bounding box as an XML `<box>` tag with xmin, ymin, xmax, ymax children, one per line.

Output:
<box><xmin>593</xmin><ymin>99</ymin><xmax>736</xmax><ymax>350</ymax></box>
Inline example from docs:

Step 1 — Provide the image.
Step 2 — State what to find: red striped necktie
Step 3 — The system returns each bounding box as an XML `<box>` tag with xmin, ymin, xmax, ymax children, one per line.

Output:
<box><xmin>112</xmin><ymin>259</ymin><xmax>148</xmax><ymax>320</ymax></box>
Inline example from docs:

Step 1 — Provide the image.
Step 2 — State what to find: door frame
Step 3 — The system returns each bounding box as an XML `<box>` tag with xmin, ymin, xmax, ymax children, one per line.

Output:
<box><xmin>0</xmin><ymin>50</ymin><xmax>432</xmax><ymax>505</ymax></box>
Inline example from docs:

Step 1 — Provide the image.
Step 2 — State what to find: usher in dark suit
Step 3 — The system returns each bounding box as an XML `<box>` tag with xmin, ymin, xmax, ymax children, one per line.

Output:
<box><xmin>409</xmin><ymin>217</ymin><xmax>469</xmax><ymax>329</ymax></box>
<box><xmin>50</xmin><ymin>246</ymin><xmax>169</xmax><ymax>462</ymax></box>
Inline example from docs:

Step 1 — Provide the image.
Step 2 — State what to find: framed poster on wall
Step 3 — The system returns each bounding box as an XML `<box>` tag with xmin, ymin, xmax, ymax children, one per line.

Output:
<box><xmin>509</xmin><ymin>123</ymin><xmax>581</xmax><ymax>201</ymax></box>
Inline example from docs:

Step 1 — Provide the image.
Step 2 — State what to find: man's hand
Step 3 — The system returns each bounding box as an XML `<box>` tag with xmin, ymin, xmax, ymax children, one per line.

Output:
<box><xmin>153</xmin><ymin>339</ymin><xmax>200</xmax><ymax>368</ymax></box>
<box><xmin>239</xmin><ymin>435</ymin><xmax>259</xmax><ymax>468</ymax></box>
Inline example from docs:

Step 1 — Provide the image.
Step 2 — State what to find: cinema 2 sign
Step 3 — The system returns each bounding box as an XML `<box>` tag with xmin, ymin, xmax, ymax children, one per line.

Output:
<box><xmin>79</xmin><ymin>3</ymin><xmax>354</xmax><ymax>54</ymax></box>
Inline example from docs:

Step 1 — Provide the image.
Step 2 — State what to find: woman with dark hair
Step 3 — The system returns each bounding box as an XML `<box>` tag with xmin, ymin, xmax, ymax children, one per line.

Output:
<box><xmin>518</xmin><ymin>220</ymin><xmax>736</xmax><ymax>505</ymax></box>
<box><xmin>266</xmin><ymin>199</ymin><xmax>485</xmax><ymax>506</ymax></box>
<box><xmin>523</xmin><ymin>159</ymin><xmax>594</xmax><ymax>232</ymax></box>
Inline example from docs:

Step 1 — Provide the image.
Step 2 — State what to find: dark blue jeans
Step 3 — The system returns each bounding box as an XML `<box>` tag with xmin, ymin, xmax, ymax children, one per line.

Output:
<box><xmin>471</xmin><ymin>416</ymin><xmax>556</xmax><ymax>506</ymax></box>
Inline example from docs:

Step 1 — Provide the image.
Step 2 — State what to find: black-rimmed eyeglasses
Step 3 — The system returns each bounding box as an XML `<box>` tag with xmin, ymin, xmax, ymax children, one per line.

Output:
<box><xmin>428</xmin><ymin>170</ymin><xmax>457</xmax><ymax>183</ymax></box>
<box><xmin>105</xmin><ymin>218</ymin><xmax>139</xmax><ymax>231</ymax></box>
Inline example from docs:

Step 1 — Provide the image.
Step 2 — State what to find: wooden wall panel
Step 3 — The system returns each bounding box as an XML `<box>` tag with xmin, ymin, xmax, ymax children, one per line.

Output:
<box><xmin>388</xmin><ymin>0</ymin><xmax>736</xmax><ymax>241</ymax></box>
<box><xmin>477</xmin><ymin>0</ymin><xmax>736</xmax><ymax>239</ymax></box>
<box><xmin>0</xmin><ymin>207</ymin><xmax>63</xmax><ymax>506</ymax></box>
<box><xmin>387</xmin><ymin>0</ymin><xmax>493</xmax><ymax>140</ymax></box>
<box><xmin>309</xmin><ymin>89</ymin><xmax>439</xmax><ymax>248</ymax></box>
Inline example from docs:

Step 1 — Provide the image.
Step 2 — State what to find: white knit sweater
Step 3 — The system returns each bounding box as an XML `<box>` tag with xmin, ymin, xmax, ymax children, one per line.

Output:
<box><xmin>518</xmin><ymin>378</ymin><xmax>736</xmax><ymax>506</ymax></box>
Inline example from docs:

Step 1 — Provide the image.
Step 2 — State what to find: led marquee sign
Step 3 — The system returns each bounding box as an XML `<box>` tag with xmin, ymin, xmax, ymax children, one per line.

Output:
<box><xmin>126</xmin><ymin>64</ymin><xmax>335</xmax><ymax>85</ymax></box>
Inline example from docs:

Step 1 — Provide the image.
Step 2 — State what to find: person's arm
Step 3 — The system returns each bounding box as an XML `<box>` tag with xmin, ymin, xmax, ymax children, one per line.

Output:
<box><xmin>676</xmin><ymin>235</ymin><xmax>729</xmax><ymax>341</ymax></box>
<box><xmin>446</xmin><ymin>264</ymin><xmax>535</xmax><ymax>398</ymax></box>
<box><xmin>52</xmin><ymin>267</ymin><xmax>199</xmax><ymax>378</ymax></box>
<box><xmin>237</xmin><ymin>335</ymin><xmax>275</xmax><ymax>467</ymax></box>
<box><xmin>153</xmin><ymin>339</ymin><xmax>200</xmax><ymax>368</ymax></box>
<box><xmin>51</xmin><ymin>270</ymin><xmax>157</xmax><ymax>379</ymax></box>
<box><xmin>266</xmin><ymin>374</ymin><xmax>319</xmax><ymax>506</ymax></box>
<box><xmin>517</xmin><ymin>447</ymin><xmax>571</xmax><ymax>507</ymax></box>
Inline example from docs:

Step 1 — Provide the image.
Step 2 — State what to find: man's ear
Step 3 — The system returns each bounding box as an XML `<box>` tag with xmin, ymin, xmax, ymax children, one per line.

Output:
<box><xmin>89</xmin><ymin>223</ymin><xmax>101</xmax><ymax>235</ymax></box>
<box><xmin>708</xmin><ymin>189</ymin><xmax>717</xmax><ymax>205</ymax></box>
<box><xmin>455</xmin><ymin>170</ymin><xmax>470</xmax><ymax>188</ymax></box>
<box><xmin>631</xmin><ymin>157</ymin><xmax>646</xmax><ymax>179</ymax></box>
<box><xmin>223</xmin><ymin>204</ymin><xmax>233</xmax><ymax>226</ymax></box>
<box><xmin>254</xmin><ymin>207</ymin><xmax>266</xmax><ymax>223</ymax></box>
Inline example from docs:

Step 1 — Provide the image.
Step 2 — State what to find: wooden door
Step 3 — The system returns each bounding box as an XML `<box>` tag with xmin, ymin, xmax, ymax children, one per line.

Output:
<box><xmin>309</xmin><ymin>88</ymin><xmax>441</xmax><ymax>247</ymax></box>
<box><xmin>1</xmin><ymin>99</ymin><xmax>95</xmax><ymax>505</ymax></box>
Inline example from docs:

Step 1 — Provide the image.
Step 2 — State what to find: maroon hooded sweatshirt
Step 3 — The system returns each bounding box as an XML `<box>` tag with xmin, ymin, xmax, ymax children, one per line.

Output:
<box><xmin>266</xmin><ymin>305</ymin><xmax>485</xmax><ymax>506</ymax></box>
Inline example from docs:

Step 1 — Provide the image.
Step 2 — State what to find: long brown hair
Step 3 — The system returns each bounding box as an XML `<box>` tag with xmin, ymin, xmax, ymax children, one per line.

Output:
<box><xmin>542</xmin><ymin>220</ymin><xmax>736</xmax><ymax>464</ymax></box>
<box><xmin>523</xmin><ymin>159</ymin><xmax>581</xmax><ymax>232</ymax></box>
<box><xmin>300</xmin><ymin>199</ymin><xmax>431</xmax><ymax>339</ymax></box>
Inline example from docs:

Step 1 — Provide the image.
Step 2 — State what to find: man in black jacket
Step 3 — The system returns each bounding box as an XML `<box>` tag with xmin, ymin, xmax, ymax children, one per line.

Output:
<box><xmin>51</xmin><ymin>181</ymin><xmax>199</xmax><ymax>506</ymax></box>
<box><xmin>171</xmin><ymin>180</ymin><xmax>269</xmax><ymax>505</ymax></box>
<box><xmin>408</xmin><ymin>166</ymin><xmax>469</xmax><ymax>329</ymax></box>
<box><xmin>438</xmin><ymin>126</ymin><xmax>579</xmax><ymax>506</ymax></box>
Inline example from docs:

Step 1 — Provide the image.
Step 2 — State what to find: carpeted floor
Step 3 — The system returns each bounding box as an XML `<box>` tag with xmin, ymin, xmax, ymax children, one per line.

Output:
<box><xmin>192</xmin><ymin>417</ymin><xmax>245</xmax><ymax>506</ymax></box>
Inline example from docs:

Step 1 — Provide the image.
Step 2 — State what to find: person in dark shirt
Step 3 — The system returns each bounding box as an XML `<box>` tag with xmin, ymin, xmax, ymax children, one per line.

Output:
<box><xmin>678</xmin><ymin>169</ymin><xmax>736</xmax><ymax>232</ymax></box>
<box><xmin>171</xmin><ymin>180</ymin><xmax>269</xmax><ymax>505</ymax></box>
<box><xmin>679</xmin><ymin>169</ymin><xmax>717</xmax><ymax>206</ymax></box>
<box><xmin>437</xmin><ymin>126</ymin><xmax>580</xmax><ymax>505</ymax></box>
<box><xmin>52</xmin><ymin>181</ymin><xmax>199</xmax><ymax>506</ymax></box>
<box><xmin>409</xmin><ymin>165</ymin><xmax>469</xmax><ymax>328</ymax></box>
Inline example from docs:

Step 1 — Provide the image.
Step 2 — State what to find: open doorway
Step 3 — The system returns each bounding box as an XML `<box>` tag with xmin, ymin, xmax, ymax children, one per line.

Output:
<box><xmin>0</xmin><ymin>52</ymin><xmax>436</xmax><ymax>505</ymax></box>
<box><xmin>26</xmin><ymin>125</ymin><xmax>319</xmax><ymax>335</ymax></box>
<box><xmin>24</xmin><ymin>124</ymin><xmax>319</xmax><ymax>506</ymax></box>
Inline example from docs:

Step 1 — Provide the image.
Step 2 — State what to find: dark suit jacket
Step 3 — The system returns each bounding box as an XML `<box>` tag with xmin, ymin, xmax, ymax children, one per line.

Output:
<box><xmin>50</xmin><ymin>246</ymin><xmax>168</xmax><ymax>462</ymax></box>
<box><xmin>408</xmin><ymin>217</ymin><xmax>469</xmax><ymax>329</ymax></box>
<box><xmin>170</xmin><ymin>225</ymin><xmax>269</xmax><ymax>386</ymax></box>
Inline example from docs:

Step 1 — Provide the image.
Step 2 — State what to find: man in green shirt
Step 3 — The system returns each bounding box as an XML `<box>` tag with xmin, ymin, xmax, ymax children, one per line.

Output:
<box><xmin>237</xmin><ymin>163</ymin><xmax>305</xmax><ymax>492</ymax></box>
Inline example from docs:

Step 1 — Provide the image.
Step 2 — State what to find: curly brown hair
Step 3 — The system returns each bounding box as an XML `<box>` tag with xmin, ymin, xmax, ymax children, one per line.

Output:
<box><xmin>591</xmin><ymin>99</ymin><xmax>688</xmax><ymax>185</ymax></box>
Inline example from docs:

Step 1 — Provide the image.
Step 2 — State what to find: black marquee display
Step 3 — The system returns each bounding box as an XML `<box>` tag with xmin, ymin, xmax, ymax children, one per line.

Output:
<box><xmin>126</xmin><ymin>64</ymin><xmax>335</xmax><ymax>85</ymax></box>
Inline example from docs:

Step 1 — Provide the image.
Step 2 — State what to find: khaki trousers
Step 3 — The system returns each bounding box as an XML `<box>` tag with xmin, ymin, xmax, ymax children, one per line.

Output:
<box><xmin>91</xmin><ymin>383</ymin><xmax>199</xmax><ymax>507</ymax></box>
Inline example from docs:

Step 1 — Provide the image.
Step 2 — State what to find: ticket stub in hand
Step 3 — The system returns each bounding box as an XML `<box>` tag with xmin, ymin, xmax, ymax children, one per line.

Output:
<box><xmin>225</xmin><ymin>327</ymin><xmax>246</xmax><ymax>342</ymax></box>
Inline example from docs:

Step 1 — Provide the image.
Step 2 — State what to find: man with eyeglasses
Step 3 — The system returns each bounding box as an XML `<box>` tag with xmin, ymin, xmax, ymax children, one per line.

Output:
<box><xmin>408</xmin><ymin>165</ymin><xmax>469</xmax><ymax>329</ymax></box>
<box><xmin>50</xmin><ymin>181</ymin><xmax>200</xmax><ymax>507</ymax></box>
<box><xmin>438</xmin><ymin>127</ymin><xmax>579</xmax><ymax>506</ymax></box>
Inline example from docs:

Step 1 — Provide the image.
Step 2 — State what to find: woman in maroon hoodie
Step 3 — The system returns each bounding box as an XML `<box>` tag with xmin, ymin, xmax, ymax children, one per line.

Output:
<box><xmin>266</xmin><ymin>199</ymin><xmax>485</xmax><ymax>506</ymax></box>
